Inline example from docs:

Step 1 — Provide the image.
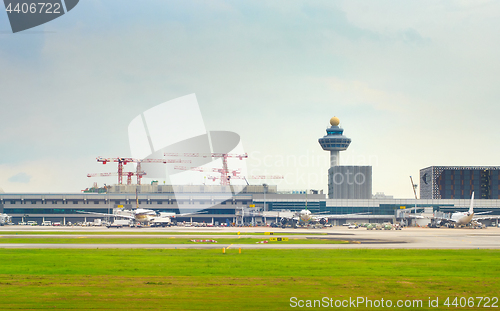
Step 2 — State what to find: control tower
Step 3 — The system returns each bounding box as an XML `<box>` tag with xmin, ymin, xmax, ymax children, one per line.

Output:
<box><xmin>318</xmin><ymin>117</ymin><xmax>372</xmax><ymax>199</ymax></box>
<box><xmin>318</xmin><ymin>117</ymin><xmax>351</xmax><ymax>167</ymax></box>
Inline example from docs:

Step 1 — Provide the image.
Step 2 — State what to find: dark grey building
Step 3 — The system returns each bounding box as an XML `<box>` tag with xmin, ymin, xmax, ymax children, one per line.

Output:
<box><xmin>420</xmin><ymin>166</ymin><xmax>500</xmax><ymax>199</ymax></box>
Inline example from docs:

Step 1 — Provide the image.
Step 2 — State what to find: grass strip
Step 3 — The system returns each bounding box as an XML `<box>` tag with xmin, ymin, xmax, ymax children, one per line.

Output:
<box><xmin>0</xmin><ymin>237</ymin><xmax>348</xmax><ymax>244</ymax></box>
<box><xmin>0</xmin><ymin>249</ymin><xmax>497</xmax><ymax>277</ymax></box>
<box><xmin>0</xmin><ymin>249</ymin><xmax>498</xmax><ymax>310</ymax></box>
<box><xmin>0</xmin><ymin>275</ymin><xmax>497</xmax><ymax>310</ymax></box>
<box><xmin>0</xmin><ymin>231</ymin><xmax>327</xmax><ymax>235</ymax></box>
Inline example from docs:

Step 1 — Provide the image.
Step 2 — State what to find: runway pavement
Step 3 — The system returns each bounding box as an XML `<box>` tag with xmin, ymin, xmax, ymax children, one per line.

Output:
<box><xmin>0</xmin><ymin>226</ymin><xmax>499</xmax><ymax>249</ymax></box>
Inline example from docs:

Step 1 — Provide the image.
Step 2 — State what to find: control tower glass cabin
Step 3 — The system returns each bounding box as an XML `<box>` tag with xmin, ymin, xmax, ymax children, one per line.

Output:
<box><xmin>318</xmin><ymin>117</ymin><xmax>351</xmax><ymax>167</ymax></box>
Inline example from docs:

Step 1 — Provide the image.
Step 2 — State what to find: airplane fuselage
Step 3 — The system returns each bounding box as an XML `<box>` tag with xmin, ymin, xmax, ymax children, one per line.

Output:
<box><xmin>451</xmin><ymin>212</ymin><xmax>474</xmax><ymax>225</ymax></box>
<box><xmin>298</xmin><ymin>210</ymin><xmax>312</xmax><ymax>223</ymax></box>
<box><xmin>129</xmin><ymin>208</ymin><xmax>160</xmax><ymax>223</ymax></box>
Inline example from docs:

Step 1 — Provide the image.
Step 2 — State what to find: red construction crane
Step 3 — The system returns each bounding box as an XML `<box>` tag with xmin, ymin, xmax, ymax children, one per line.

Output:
<box><xmin>96</xmin><ymin>157</ymin><xmax>134</xmax><ymax>185</ymax></box>
<box><xmin>173</xmin><ymin>165</ymin><xmax>241</xmax><ymax>185</ymax></box>
<box><xmin>173</xmin><ymin>165</ymin><xmax>240</xmax><ymax>175</ymax></box>
<box><xmin>164</xmin><ymin>152</ymin><xmax>248</xmax><ymax>186</ymax></box>
<box><xmin>87</xmin><ymin>172</ymin><xmax>146</xmax><ymax>185</ymax></box>
<box><xmin>95</xmin><ymin>157</ymin><xmax>191</xmax><ymax>185</ymax></box>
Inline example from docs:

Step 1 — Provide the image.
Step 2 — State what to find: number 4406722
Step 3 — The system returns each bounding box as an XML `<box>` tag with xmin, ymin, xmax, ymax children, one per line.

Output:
<box><xmin>6</xmin><ymin>2</ymin><xmax>61</xmax><ymax>14</ymax></box>
<box><xmin>443</xmin><ymin>297</ymin><xmax>498</xmax><ymax>308</ymax></box>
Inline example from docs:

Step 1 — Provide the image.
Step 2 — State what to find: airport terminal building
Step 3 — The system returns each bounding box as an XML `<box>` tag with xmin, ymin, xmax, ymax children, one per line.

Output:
<box><xmin>2</xmin><ymin>115</ymin><xmax>500</xmax><ymax>226</ymax></box>
<box><xmin>2</xmin><ymin>184</ymin><xmax>500</xmax><ymax>226</ymax></box>
<box><xmin>420</xmin><ymin>166</ymin><xmax>500</xmax><ymax>199</ymax></box>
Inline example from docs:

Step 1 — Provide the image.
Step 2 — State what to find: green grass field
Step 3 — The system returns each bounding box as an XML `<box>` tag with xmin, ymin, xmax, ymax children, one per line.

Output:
<box><xmin>0</xmin><ymin>231</ymin><xmax>326</xmax><ymax>235</ymax></box>
<box><xmin>0</xmin><ymin>249</ymin><xmax>498</xmax><ymax>310</ymax></box>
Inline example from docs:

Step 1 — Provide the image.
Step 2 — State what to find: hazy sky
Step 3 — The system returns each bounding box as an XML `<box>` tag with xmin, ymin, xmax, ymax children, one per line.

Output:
<box><xmin>1</xmin><ymin>0</ymin><xmax>499</xmax><ymax>197</ymax></box>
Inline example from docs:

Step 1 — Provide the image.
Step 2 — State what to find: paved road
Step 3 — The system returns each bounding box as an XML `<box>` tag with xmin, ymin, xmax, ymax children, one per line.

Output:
<box><xmin>0</xmin><ymin>226</ymin><xmax>499</xmax><ymax>249</ymax></box>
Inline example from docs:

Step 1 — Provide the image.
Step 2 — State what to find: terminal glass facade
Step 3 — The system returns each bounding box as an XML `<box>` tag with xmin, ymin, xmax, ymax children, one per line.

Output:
<box><xmin>420</xmin><ymin>166</ymin><xmax>500</xmax><ymax>199</ymax></box>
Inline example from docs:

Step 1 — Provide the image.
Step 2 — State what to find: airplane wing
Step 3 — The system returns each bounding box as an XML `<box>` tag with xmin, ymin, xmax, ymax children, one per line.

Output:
<box><xmin>431</xmin><ymin>216</ymin><xmax>457</xmax><ymax>223</ymax></box>
<box><xmin>432</xmin><ymin>214</ymin><xmax>450</xmax><ymax>220</ymax></box>
<box><xmin>76</xmin><ymin>211</ymin><xmax>135</xmax><ymax>220</ymax></box>
<box><xmin>277</xmin><ymin>213</ymin><xmax>301</xmax><ymax>227</ymax></box>
<box><xmin>405</xmin><ymin>214</ymin><xmax>426</xmax><ymax>219</ymax></box>
<box><xmin>149</xmin><ymin>217</ymin><xmax>172</xmax><ymax>224</ymax></box>
<box><xmin>473</xmin><ymin>215</ymin><xmax>500</xmax><ymax>221</ymax></box>
<box><xmin>474</xmin><ymin>211</ymin><xmax>493</xmax><ymax>215</ymax></box>
<box><xmin>277</xmin><ymin>215</ymin><xmax>300</xmax><ymax>221</ymax></box>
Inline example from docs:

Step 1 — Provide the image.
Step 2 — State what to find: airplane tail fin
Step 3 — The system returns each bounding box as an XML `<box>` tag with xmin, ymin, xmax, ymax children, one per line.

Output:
<box><xmin>468</xmin><ymin>192</ymin><xmax>474</xmax><ymax>215</ymax></box>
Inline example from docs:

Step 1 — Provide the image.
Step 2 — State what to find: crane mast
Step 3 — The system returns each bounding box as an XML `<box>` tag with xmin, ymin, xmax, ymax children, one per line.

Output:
<box><xmin>165</xmin><ymin>152</ymin><xmax>248</xmax><ymax>186</ymax></box>
<box><xmin>94</xmin><ymin>157</ymin><xmax>190</xmax><ymax>185</ymax></box>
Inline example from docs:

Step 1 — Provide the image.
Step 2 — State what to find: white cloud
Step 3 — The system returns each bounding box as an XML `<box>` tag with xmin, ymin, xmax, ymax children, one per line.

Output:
<box><xmin>0</xmin><ymin>157</ymin><xmax>110</xmax><ymax>193</ymax></box>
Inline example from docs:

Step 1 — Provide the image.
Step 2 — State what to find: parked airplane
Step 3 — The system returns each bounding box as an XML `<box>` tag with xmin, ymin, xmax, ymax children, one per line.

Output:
<box><xmin>444</xmin><ymin>192</ymin><xmax>475</xmax><ymax>225</ymax></box>
<box><xmin>279</xmin><ymin>208</ymin><xmax>370</xmax><ymax>228</ymax></box>
<box><xmin>77</xmin><ymin>208</ymin><xmax>202</xmax><ymax>226</ymax></box>
<box><xmin>432</xmin><ymin>192</ymin><xmax>500</xmax><ymax>228</ymax></box>
<box><xmin>0</xmin><ymin>213</ymin><xmax>12</xmax><ymax>225</ymax></box>
<box><xmin>77</xmin><ymin>188</ymin><xmax>204</xmax><ymax>226</ymax></box>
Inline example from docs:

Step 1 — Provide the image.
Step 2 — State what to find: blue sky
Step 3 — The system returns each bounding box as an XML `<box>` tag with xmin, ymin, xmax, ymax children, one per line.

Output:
<box><xmin>1</xmin><ymin>0</ymin><xmax>500</xmax><ymax>197</ymax></box>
